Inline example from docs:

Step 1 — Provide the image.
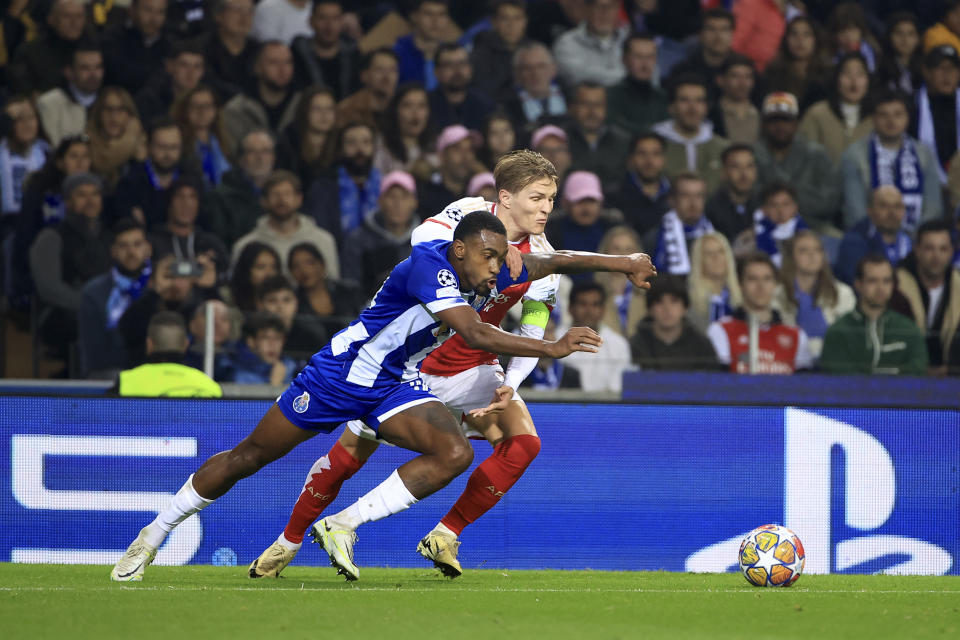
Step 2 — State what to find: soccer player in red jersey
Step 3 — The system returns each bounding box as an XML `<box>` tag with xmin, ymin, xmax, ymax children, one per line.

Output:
<box><xmin>248</xmin><ymin>151</ymin><xmax>595</xmax><ymax>580</ymax></box>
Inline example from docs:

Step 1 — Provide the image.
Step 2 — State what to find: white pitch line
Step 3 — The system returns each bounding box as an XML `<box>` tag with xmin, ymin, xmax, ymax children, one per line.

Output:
<box><xmin>0</xmin><ymin>586</ymin><xmax>957</xmax><ymax>594</ymax></box>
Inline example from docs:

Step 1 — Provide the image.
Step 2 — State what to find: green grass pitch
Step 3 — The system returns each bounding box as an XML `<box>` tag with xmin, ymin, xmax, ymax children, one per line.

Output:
<box><xmin>1</xmin><ymin>564</ymin><xmax>958</xmax><ymax>639</ymax></box>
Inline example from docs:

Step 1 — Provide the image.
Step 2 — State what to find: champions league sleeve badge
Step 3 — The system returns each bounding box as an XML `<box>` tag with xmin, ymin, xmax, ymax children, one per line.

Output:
<box><xmin>437</xmin><ymin>269</ymin><xmax>457</xmax><ymax>287</ymax></box>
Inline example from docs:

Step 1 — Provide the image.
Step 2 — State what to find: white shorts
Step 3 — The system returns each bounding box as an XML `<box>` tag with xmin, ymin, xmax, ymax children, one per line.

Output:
<box><xmin>345</xmin><ymin>364</ymin><xmax>523</xmax><ymax>442</ymax></box>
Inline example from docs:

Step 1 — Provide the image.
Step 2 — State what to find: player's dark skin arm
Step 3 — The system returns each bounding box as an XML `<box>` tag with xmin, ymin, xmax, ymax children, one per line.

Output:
<box><xmin>521</xmin><ymin>251</ymin><xmax>658</xmax><ymax>288</ymax></box>
<box><xmin>436</xmin><ymin>305</ymin><xmax>601</xmax><ymax>358</ymax></box>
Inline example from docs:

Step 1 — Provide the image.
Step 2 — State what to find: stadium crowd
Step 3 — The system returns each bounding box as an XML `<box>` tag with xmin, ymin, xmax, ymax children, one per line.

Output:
<box><xmin>2</xmin><ymin>0</ymin><xmax>960</xmax><ymax>388</ymax></box>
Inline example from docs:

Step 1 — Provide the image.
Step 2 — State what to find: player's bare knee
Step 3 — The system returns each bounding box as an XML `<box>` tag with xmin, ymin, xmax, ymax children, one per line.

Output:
<box><xmin>443</xmin><ymin>439</ymin><xmax>474</xmax><ymax>475</ymax></box>
<box><xmin>228</xmin><ymin>443</ymin><xmax>268</xmax><ymax>477</ymax></box>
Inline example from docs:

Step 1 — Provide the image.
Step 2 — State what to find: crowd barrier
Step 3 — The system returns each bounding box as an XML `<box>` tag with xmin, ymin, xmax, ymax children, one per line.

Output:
<box><xmin>1</xmin><ymin>395</ymin><xmax>956</xmax><ymax>575</ymax></box>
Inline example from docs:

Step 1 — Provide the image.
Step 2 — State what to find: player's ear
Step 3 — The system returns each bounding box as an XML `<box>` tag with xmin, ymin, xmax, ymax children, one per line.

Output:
<box><xmin>452</xmin><ymin>238</ymin><xmax>466</xmax><ymax>259</ymax></box>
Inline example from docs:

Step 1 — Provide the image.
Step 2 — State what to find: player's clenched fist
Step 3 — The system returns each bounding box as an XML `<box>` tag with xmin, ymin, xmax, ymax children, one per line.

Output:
<box><xmin>625</xmin><ymin>253</ymin><xmax>657</xmax><ymax>289</ymax></box>
<box><xmin>550</xmin><ymin>326</ymin><xmax>603</xmax><ymax>357</ymax></box>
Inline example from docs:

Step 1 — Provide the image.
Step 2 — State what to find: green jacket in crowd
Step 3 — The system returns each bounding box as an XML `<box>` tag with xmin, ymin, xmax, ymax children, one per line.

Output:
<box><xmin>819</xmin><ymin>308</ymin><xmax>928</xmax><ymax>376</ymax></box>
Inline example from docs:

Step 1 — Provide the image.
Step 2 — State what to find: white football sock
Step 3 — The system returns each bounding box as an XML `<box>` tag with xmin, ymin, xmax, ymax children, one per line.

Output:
<box><xmin>277</xmin><ymin>533</ymin><xmax>302</xmax><ymax>551</ymax></box>
<box><xmin>143</xmin><ymin>475</ymin><xmax>214</xmax><ymax>547</ymax></box>
<box><xmin>432</xmin><ymin>522</ymin><xmax>458</xmax><ymax>538</ymax></box>
<box><xmin>328</xmin><ymin>470</ymin><xmax>417</xmax><ymax>530</ymax></box>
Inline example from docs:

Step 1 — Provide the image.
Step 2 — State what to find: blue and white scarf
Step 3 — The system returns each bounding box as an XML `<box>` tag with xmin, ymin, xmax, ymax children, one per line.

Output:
<box><xmin>0</xmin><ymin>139</ymin><xmax>49</xmax><ymax>215</ymax></box>
<box><xmin>528</xmin><ymin>360</ymin><xmax>566</xmax><ymax>390</ymax></box>
<box><xmin>196</xmin><ymin>136</ymin><xmax>230</xmax><ymax>186</ymax></box>
<box><xmin>653</xmin><ymin>210</ymin><xmax>714</xmax><ymax>275</ymax></box>
<box><xmin>869</xmin><ymin>133</ymin><xmax>924</xmax><ymax>230</ymax></box>
<box><xmin>708</xmin><ymin>288</ymin><xmax>732</xmax><ymax>323</ymax></box>
<box><xmin>337</xmin><ymin>165</ymin><xmax>381</xmax><ymax>234</ymax></box>
<box><xmin>754</xmin><ymin>209</ymin><xmax>809</xmax><ymax>267</ymax></box>
<box><xmin>917</xmin><ymin>86</ymin><xmax>960</xmax><ymax>184</ymax></box>
<box><xmin>105</xmin><ymin>261</ymin><xmax>152</xmax><ymax>329</ymax></box>
<box><xmin>615</xmin><ymin>280</ymin><xmax>633</xmax><ymax>332</ymax></box>
<box><xmin>518</xmin><ymin>83</ymin><xmax>567</xmax><ymax>123</ymax></box>
<box><xmin>145</xmin><ymin>158</ymin><xmax>179</xmax><ymax>191</ymax></box>
<box><xmin>867</xmin><ymin>222</ymin><xmax>911</xmax><ymax>266</ymax></box>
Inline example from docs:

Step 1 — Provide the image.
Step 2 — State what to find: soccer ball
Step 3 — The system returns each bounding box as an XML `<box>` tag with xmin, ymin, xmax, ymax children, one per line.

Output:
<box><xmin>738</xmin><ymin>524</ymin><xmax>805</xmax><ymax>587</ymax></box>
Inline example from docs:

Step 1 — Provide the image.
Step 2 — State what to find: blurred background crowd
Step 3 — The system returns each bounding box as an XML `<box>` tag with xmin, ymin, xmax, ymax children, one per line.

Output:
<box><xmin>2</xmin><ymin>0</ymin><xmax>960</xmax><ymax>391</ymax></box>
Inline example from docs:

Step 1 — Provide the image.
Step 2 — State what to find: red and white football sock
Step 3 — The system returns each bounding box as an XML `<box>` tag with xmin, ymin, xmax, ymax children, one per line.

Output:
<box><xmin>438</xmin><ymin>434</ymin><xmax>541</xmax><ymax>536</ymax></box>
<box><xmin>281</xmin><ymin>442</ymin><xmax>365</xmax><ymax>545</ymax></box>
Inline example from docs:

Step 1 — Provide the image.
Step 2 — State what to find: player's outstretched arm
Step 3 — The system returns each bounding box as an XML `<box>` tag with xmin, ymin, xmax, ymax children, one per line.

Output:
<box><xmin>435</xmin><ymin>305</ymin><xmax>602</xmax><ymax>358</ymax></box>
<box><xmin>520</xmin><ymin>251</ymin><xmax>657</xmax><ymax>288</ymax></box>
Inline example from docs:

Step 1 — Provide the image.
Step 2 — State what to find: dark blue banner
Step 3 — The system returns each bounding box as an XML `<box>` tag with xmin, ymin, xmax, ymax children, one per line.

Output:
<box><xmin>1</xmin><ymin>398</ymin><xmax>956</xmax><ymax>574</ymax></box>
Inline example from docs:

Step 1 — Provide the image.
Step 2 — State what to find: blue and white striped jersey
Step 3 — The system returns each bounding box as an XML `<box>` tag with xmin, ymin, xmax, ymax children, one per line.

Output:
<box><xmin>310</xmin><ymin>239</ymin><xmax>528</xmax><ymax>388</ymax></box>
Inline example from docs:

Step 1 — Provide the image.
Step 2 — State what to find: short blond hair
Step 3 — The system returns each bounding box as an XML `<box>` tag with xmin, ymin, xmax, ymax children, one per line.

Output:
<box><xmin>493</xmin><ymin>149</ymin><xmax>559</xmax><ymax>195</ymax></box>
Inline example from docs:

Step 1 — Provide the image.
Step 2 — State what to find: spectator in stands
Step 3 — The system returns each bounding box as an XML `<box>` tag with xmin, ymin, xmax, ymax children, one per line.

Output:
<box><xmin>709</xmin><ymin>55</ymin><xmax>759</xmax><ymax>145</ymax></box>
<box><xmin>561</xmin><ymin>280</ymin><xmax>632</xmax><ymax>392</ymax></box>
<box><xmin>207</xmin><ymin>129</ymin><xmax>274</xmax><ymax>249</ymax></box>
<box><xmin>502</xmin><ymin>42</ymin><xmax>566</xmax><ymax>134</ymax></box>
<box><xmin>470</xmin><ymin>0</ymin><xmax>529</xmax><ymax>101</ymax></box>
<box><xmin>231</xmin><ymin>311</ymin><xmax>296</xmax><ymax>385</ymax></box>
<box><xmin>480</xmin><ymin>112</ymin><xmax>517</xmax><ymax>170</ymax></box>
<box><xmin>254</xmin><ymin>275</ymin><xmax>327</xmax><ymax>362</ymax></box>
<box><xmin>135</xmin><ymin>41</ymin><xmax>206</xmax><ymax>127</ymax></box>
<box><xmin>825</xmin><ymin>3</ymin><xmax>879</xmax><ymax>72</ymax></box>
<box><xmin>650</xmin><ymin>172</ymin><xmax>714</xmax><ymax>276</ymax></box>
<box><xmin>565</xmin><ymin>82</ymin><xmax>631</xmax><ymax>197</ymax></box>
<box><xmin>878</xmin><ymin>12</ymin><xmax>923</xmax><ymax>95</ymax></box>
<box><xmin>223</xmin><ymin>41</ymin><xmax>302</xmax><ymax>145</ymax></box>
<box><xmin>730</xmin><ymin>0</ymin><xmax>786</xmax><ymax>73</ymax></box>
<box><xmin>708</xmin><ymin>252</ymin><xmax>813</xmax><ymax>374</ymax></box>
<box><xmin>78</xmin><ymin>219</ymin><xmax>152</xmax><ymax>378</ymax></box>
<box><xmin>923</xmin><ymin>1</ymin><xmax>960</xmax><ymax>54</ymax></box>
<box><xmin>429</xmin><ymin>43</ymin><xmax>495</xmax><ymax>132</ymax></box>
<box><xmin>29</xmin><ymin>172</ymin><xmax>112</xmax><ymax>359</ymax></box>
<box><xmin>546</xmin><ymin>171</ymin><xmax>614</xmax><ymax>255</ymax></box>
<box><xmin>595</xmin><ymin>225</ymin><xmax>646</xmax><ymax>338</ymax></box>
<box><xmin>36</xmin><ymin>42</ymin><xmax>103</xmax><ymax>147</ymax></box>
<box><xmin>606</xmin><ymin>32</ymin><xmax>668</xmax><ymax>137</ymax></box>
<box><xmin>6</xmin><ymin>0</ymin><xmax>87</xmax><ymax>95</ymax></box>
<box><xmin>820</xmin><ymin>255</ymin><xmax>928</xmax><ymax>376</ymax></box>
<box><xmin>520</xmin><ymin>317</ymin><xmax>582</xmax><ymax>390</ymax></box>
<box><xmin>173</xmin><ymin>85</ymin><xmax>232</xmax><ymax>188</ymax></box>
<box><xmin>653</xmin><ymin>74</ymin><xmax>728</xmax><ymax>194</ymax></box>
<box><xmin>291</xmin><ymin>0</ymin><xmax>360</xmax><ymax>101</ymax></box>
<box><xmin>613</xmin><ymin>132</ymin><xmax>670</xmax><ymax>239</ymax></box>
<box><xmin>799</xmin><ymin>52</ymin><xmax>874</xmax><ymax>166</ymax></box>
<box><xmin>552</xmin><ymin>0</ymin><xmax>627</xmax><ymax>88</ymax></box>
<box><xmin>251</xmin><ymin>0</ymin><xmax>312</xmax><ymax>45</ymax></box>
<box><xmin>754</xmin><ymin>92</ymin><xmax>839</xmax><ymax>232</ymax></box>
<box><xmin>394</xmin><ymin>0</ymin><xmax>451</xmax><ymax>90</ymax></box>
<box><xmin>86</xmin><ymin>88</ymin><xmax>146</xmax><ymax>192</ymax></box>
<box><xmin>467</xmin><ymin>171</ymin><xmax>496</xmax><ymax>202</ymax></box>
<box><xmin>276</xmin><ymin>86</ymin><xmax>337</xmax><ymax>185</ymax></box>
<box><xmin>341</xmin><ymin>170</ymin><xmax>419</xmax><ymax>300</ymax></box>
<box><xmin>774</xmin><ymin>230</ymin><xmax>856</xmax><ymax>359</ymax></box>
<box><xmin>116</xmin><ymin>311</ymin><xmax>222</xmax><ymax>396</ymax></box>
<box><xmin>671</xmin><ymin>8</ymin><xmax>737</xmax><ymax>105</ymax></box>
<box><xmin>1</xmin><ymin>97</ymin><xmax>49</xmax><ymax>217</ymax></box>
<box><xmin>530</xmin><ymin>124</ymin><xmax>571</xmax><ymax>185</ymax></box>
<box><xmin>101</xmin><ymin>0</ymin><xmax>170</xmax><ymax>95</ymax></box>
<box><xmin>287</xmin><ymin>242</ymin><xmax>361</xmax><ymax>327</ymax></box>
<box><xmin>630</xmin><ymin>274</ymin><xmax>718</xmax><ymax>371</ymax></box>
<box><xmin>417</xmin><ymin>124</ymin><xmax>478</xmax><ymax>219</ymax></box>
<box><xmin>706</xmin><ymin>143</ymin><xmax>759</xmax><ymax>245</ymax></box>
<box><xmin>687</xmin><ymin>232</ymin><xmax>742</xmax><ymax>331</ymax></box>
<box><xmin>114</xmin><ymin>117</ymin><xmax>196</xmax><ymax>228</ymax></box>
<box><xmin>893</xmin><ymin>221</ymin><xmax>960</xmax><ymax>375</ymax></box>
<box><xmin>10</xmin><ymin>135</ymin><xmax>92</xmax><ymax>307</ymax></box>
<box><xmin>117</xmin><ymin>253</ymin><xmax>204</xmax><ymax>366</ymax></box>
<box><xmin>762</xmin><ymin>16</ymin><xmax>831</xmax><ymax>115</ymax></box>
<box><xmin>913</xmin><ymin>45</ymin><xmax>960</xmax><ymax>184</ymax></box>
<box><xmin>232</xmin><ymin>170</ymin><xmax>338</xmax><ymax>280</ymax></box>
<box><xmin>751</xmin><ymin>181</ymin><xmax>809</xmax><ymax>267</ymax></box>
<box><xmin>229</xmin><ymin>241</ymin><xmax>280</xmax><ymax>312</ymax></box>
<box><xmin>841</xmin><ymin>90</ymin><xmax>942</xmax><ymax>231</ymax></box>
<box><xmin>374</xmin><ymin>83</ymin><xmax>433</xmax><ymax>177</ymax></box>
<box><xmin>335</xmin><ymin>48</ymin><xmax>398</xmax><ymax>130</ymax></box>
<box><xmin>149</xmin><ymin>176</ymin><xmax>228</xmax><ymax>289</ymax></box>
<box><xmin>199</xmin><ymin>0</ymin><xmax>258</xmax><ymax>102</ymax></box>
<box><xmin>836</xmin><ymin>185</ymin><xmax>913</xmax><ymax>286</ymax></box>
<box><xmin>183</xmin><ymin>299</ymin><xmax>239</xmax><ymax>381</ymax></box>
<box><xmin>318</xmin><ymin>121</ymin><xmax>380</xmax><ymax>238</ymax></box>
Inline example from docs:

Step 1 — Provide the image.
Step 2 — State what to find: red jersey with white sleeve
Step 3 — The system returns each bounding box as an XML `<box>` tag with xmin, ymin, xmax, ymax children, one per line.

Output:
<box><xmin>413</xmin><ymin>197</ymin><xmax>560</xmax><ymax>377</ymax></box>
